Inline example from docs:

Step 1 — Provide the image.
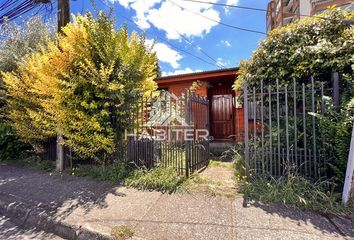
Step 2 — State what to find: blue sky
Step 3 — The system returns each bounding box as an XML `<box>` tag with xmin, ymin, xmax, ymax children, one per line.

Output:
<box><xmin>69</xmin><ymin>0</ymin><xmax>269</xmax><ymax>76</ymax></box>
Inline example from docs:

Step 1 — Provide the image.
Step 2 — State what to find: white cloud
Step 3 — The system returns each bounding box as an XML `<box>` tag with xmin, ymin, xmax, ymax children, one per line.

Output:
<box><xmin>216</xmin><ymin>57</ymin><xmax>231</xmax><ymax>67</ymax></box>
<box><xmin>146</xmin><ymin>39</ymin><xmax>182</xmax><ymax>69</ymax></box>
<box><xmin>162</xmin><ymin>67</ymin><xmax>202</xmax><ymax>76</ymax></box>
<box><xmin>224</xmin><ymin>0</ymin><xmax>239</xmax><ymax>14</ymax></box>
<box><xmin>219</xmin><ymin>40</ymin><xmax>232</xmax><ymax>47</ymax></box>
<box><xmin>114</xmin><ymin>0</ymin><xmax>221</xmax><ymax>40</ymax></box>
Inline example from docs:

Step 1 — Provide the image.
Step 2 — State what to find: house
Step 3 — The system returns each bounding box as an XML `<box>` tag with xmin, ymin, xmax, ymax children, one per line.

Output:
<box><xmin>155</xmin><ymin>68</ymin><xmax>247</xmax><ymax>142</ymax></box>
<box><xmin>266</xmin><ymin>0</ymin><xmax>353</xmax><ymax>33</ymax></box>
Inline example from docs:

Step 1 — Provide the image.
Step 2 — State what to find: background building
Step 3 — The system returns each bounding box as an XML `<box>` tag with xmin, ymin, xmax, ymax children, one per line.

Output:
<box><xmin>266</xmin><ymin>0</ymin><xmax>353</xmax><ymax>32</ymax></box>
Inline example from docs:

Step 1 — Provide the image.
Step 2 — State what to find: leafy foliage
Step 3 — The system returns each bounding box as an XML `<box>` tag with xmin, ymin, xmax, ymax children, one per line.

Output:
<box><xmin>0</xmin><ymin>17</ymin><xmax>54</xmax><ymax>161</ymax></box>
<box><xmin>0</xmin><ymin>16</ymin><xmax>55</xmax><ymax>73</ymax></box>
<box><xmin>234</xmin><ymin>8</ymin><xmax>354</xmax><ymax>90</ymax></box>
<box><xmin>2</xmin><ymin>12</ymin><xmax>159</xmax><ymax>161</ymax></box>
<box><xmin>125</xmin><ymin>167</ymin><xmax>186</xmax><ymax>193</ymax></box>
<box><xmin>1</xmin><ymin>154</ymin><xmax>54</xmax><ymax>172</ymax></box>
<box><xmin>0</xmin><ymin>120</ymin><xmax>26</xmax><ymax>161</ymax></box>
<box><xmin>70</xmin><ymin>162</ymin><xmax>132</xmax><ymax>182</ymax></box>
<box><xmin>241</xmin><ymin>174</ymin><xmax>354</xmax><ymax>217</ymax></box>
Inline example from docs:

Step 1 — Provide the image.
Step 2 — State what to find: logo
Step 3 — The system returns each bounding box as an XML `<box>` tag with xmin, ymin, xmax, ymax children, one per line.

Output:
<box><xmin>147</xmin><ymin>91</ymin><xmax>189</xmax><ymax>127</ymax></box>
<box><xmin>125</xmin><ymin>91</ymin><xmax>209</xmax><ymax>141</ymax></box>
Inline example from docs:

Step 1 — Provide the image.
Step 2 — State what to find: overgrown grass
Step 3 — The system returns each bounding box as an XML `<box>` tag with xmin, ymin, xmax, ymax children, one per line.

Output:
<box><xmin>70</xmin><ymin>162</ymin><xmax>132</xmax><ymax>182</ymax></box>
<box><xmin>125</xmin><ymin>167</ymin><xmax>186</xmax><ymax>193</ymax></box>
<box><xmin>1</xmin><ymin>154</ymin><xmax>54</xmax><ymax>172</ymax></box>
<box><xmin>69</xmin><ymin>163</ymin><xmax>187</xmax><ymax>193</ymax></box>
<box><xmin>208</xmin><ymin>160</ymin><xmax>233</xmax><ymax>168</ymax></box>
<box><xmin>241</xmin><ymin>174</ymin><xmax>354</xmax><ymax>217</ymax></box>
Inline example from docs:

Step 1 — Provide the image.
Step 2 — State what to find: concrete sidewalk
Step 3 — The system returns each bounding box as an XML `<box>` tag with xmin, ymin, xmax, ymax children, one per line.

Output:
<box><xmin>0</xmin><ymin>164</ymin><xmax>353</xmax><ymax>240</ymax></box>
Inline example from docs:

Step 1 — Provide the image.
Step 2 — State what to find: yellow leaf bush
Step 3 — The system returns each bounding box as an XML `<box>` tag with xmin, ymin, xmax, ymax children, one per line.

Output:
<box><xmin>2</xmin><ymin>12</ymin><xmax>159</xmax><ymax>162</ymax></box>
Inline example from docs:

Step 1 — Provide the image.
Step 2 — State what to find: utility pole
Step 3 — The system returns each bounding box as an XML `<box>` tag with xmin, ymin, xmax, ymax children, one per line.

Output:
<box><xmin>58</xmin><ymin>0</ymin><xmax>70</xmax><ymax>32</ymax></box>
<box><xmin>56</xmin><ymin>0</ymin><xmax>70</xmax><ymax>172</ymax></box>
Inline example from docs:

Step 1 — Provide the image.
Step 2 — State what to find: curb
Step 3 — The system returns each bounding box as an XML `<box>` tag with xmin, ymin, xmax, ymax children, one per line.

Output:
<box><xmin>0</xmin><ymin>191</ymin><xmax>114</xmax><ymax>240</ymax></box>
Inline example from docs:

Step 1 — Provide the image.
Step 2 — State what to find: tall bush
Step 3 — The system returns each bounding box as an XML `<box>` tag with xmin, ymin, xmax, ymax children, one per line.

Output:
<box><xmin>0</xmin><ymin>17</ymin><xmax>55</xmax><ymax>160</ymax></box>
<box><xmin>234</xmin><ymin>8</ymin><xmax>353</xmax><ymax>90</ymax></box>
<box><xmin>234</xmin><ymin>8</ymin><xmax>353</xmax><ymax>182</ymax></box>
<box><xmin>2</xmin><ymin>12</ymin><xmax>159</xmax><ymax>162</ymax></box>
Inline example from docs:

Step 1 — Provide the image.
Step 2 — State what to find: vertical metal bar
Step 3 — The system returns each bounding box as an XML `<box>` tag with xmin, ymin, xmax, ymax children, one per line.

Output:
<box><xmin>321</xmin><ymin>82</ymin><xmax>325</xmax><ymax>114</ymax></box>
<box><xmin>268</xmin><ymin>85</ymin><xmax>272</xmax><ymax>175</ymax></box>
<box><xmin>321</xmin><ymin>82</ymin><xmax>325</xmax><ymax>149</ymax></box>
<box><xmin>293</xmin><ymin>78</ymin><xmax>298</xmax><ymax>165</ymax></box>
<box><xmin>302</xmin><ymin>83</ymin><xmax>307</xmax><ymax>171</ymax></box>
<box><xmin>311</xmin><ymin>76</ymin><xmax>317</xmax><ymax>179</ymax></box>
<box><xmin>332</xmin><ymin>72</ymin><xmax>340</xmax><ymax>109</ymax></box>
<box><xmin>185</xmin><ymin>90</ymin><xmax>190</xmax><ymax>177</ymax></box>
<box><xmin>253</xmin><ymin>87</ymin><xmax>257</xmax><ymax>173</ymax></box>
<box><xmin>244</xmin><ymin>83</ymin><xmax>250</xmax><ymax>179</ymax></box>
<box><xmin>282</xmin><ymin>148</ymin><xmax>285</xmax><ymax>175</ymax></box>
<box><xmin>285</xmin><ymin>85</ymin><xmax>289</xmax><ymax>169</ymax></box>
<box><xmin>276</xmin><ymin>79</ymin><xmax>280</xmax><ymax>175</ymax></box>
<box><xmin>261</xmin><ymin>80</ymin><xmax>264</xmax><ymax>173</ymax></box>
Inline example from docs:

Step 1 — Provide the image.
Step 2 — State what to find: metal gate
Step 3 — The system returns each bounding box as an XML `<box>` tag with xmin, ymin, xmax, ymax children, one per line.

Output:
<box><xmin>126</xmin><ymin>90</ymin><xmax>210</xmax><ymax>176</ymax></box>
<box><xmin>242</xmin><ymin>74</ymin><xmax>340</xmax><ymax>180</ymax></box>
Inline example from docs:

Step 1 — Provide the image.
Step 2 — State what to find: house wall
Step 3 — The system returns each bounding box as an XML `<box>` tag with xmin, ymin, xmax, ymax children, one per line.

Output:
<box><xmin>161</xmin><ymin>81</ymin><xmax>208</xmax><ymax>97</ymax></box>
<box><xmin>156</xmin><ymin>72</ymin><xmax>245</xmax><ymax>142</ymax></box>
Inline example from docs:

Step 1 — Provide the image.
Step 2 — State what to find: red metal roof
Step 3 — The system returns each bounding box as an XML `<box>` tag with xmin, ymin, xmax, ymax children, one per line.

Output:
<box><xmin>156</xmin><ymin>67</ymin><xmax>239</xmax><ymax>84</ymax></box>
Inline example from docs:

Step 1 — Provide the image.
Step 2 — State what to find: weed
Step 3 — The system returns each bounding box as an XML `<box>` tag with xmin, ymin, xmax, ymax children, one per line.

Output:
<box><xmin>111</xmin><ymin>225</ymin><xmax>134</xmax><ymax>240</ymax></box>
<box><xmin>125</xmin><ymin>167</ymin><xmax>186</xmax><ymax>193</ymax></box>
<box><xmin>208</xmin><ymin>160</ymin><xmax>233</xmax><ymax>168</ymax></box>
<box><xmin>1</xmin><ymin>154</ymin><xmax>54</xmax><ymax>172</ymax></box>
<box><xmin>241</xmin><ymin>174</ymin><xmax>354</xmax><ymax>217</ymax></box>
<box><xmin>69</xmin><ymin>162</ymin><xmax>132</xmax><ymax>183</ymax></box>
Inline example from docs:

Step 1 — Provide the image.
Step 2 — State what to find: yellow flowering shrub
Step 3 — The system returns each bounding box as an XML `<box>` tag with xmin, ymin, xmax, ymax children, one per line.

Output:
<box><xmin>2</xmin><ymin>12</ymin><xmax>159</xmax><ymax>162</ymax></box>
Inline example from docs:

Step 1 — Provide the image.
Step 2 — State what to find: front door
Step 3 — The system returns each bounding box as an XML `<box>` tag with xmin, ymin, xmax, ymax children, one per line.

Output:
<box><xmin>211</xmin><ymin>94</ymin><xmax>234</xmax><ymax>140</ymax></box>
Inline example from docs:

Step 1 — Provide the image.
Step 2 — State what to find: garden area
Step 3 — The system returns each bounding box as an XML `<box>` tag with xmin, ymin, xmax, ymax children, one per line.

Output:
<box><xmin>232</xmin><ymin>7</ymin><xmax>354</xmax><ymax>216</ymax></box>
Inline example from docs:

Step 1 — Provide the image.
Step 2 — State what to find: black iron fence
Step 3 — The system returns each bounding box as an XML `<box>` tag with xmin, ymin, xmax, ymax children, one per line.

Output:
<box><xmin>43</xmin><ymin>90</ymin><xmax>211</xmax><ymax>176</ymax></box>
<box><xmin>242</xmin><ymin>74</ymin><xmax>340</xmax><ymax>180</ymax></box>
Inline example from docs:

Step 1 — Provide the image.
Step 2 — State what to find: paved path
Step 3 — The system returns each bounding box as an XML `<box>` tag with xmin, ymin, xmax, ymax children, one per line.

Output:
<box><xmin>0</xmin><ymin>215</ymin><xmax>63</xmax><ymax>240</ymax></box>
<box><xmin>0</xmin><ymin>164</ymin><xmax>353</xmax><ymax>240</ymax></box>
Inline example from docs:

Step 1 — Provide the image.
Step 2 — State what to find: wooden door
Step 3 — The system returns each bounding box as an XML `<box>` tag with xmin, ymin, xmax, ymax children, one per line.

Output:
<box><xmin>211</xmin><ymin>94</ymin><xmax>234</xmax><ymax>140</ymax></box>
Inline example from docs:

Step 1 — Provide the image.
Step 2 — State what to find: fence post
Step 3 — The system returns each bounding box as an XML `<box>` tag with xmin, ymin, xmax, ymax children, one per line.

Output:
<box><xmin>243</xmin><ymin>83</ymin><xmax>250</xmax><ymax>179</ymax></box>
<box><xmin>56</xmin><ymin>134</ymin><xmax>64</xmax><ymax>172</ymax></box>
<box><xmin>342</xmin><ymin>123</ymin><xmax>354</xmax><ymax>205</ymax></box>
<box><xmin>332</xmin><ymin>72</ymin><xmax>340</xmax><ymax>109</ymax></box>
<box><xmin>185</xmin><ymin>90</ymin><xmax>191</xmax><ymax>177</ymax></box>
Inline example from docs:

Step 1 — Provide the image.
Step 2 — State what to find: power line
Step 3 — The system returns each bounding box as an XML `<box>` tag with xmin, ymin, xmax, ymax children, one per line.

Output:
<box><xmin>182</xmin><ymin>0</ymin><xmax>331</xmax><ymax>20</ymax></box>
<box><xmin>0</xmin><ymin>0</ymin><xmax>54</xmax><ymax>24</ymax></box>
<box><xmin>167</xmin><ymin>0</ymin><xmax>266</xmax><ymax>35</ymax></box>
<box><xmin>153</xmin><ymin>10</ymin><xmax>224</xmax><ymax>68</ymax></box>
<box><xmin>97</xmin><ymin>0</ymin><xmax>222</xmax><ymax>68</ymax></box>
<box><xmin>119</xmin><ymin>13</ymin><xmax>222</xmax><ymax>68</ymax></box>
<box><xmin>174</xmin><ymin>30</ymin><xmax>225</xmax><ymax>68</ymax></box>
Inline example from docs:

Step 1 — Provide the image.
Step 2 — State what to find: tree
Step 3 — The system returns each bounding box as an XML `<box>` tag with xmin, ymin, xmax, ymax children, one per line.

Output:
<box><xmin>0</xmin><ymin>17</ymin><xmax>55</xmax><ymax>160</ymax></box>
<box><xmin>0</xmin><ymin>16</ymin><xmax>56</xmax><ymax>73</ymax></box>
<box><xmin>234</xmin><ymin>8</ymin><xmax>354</xmax><ymax>90</ymax></box>
<box><xmin>2</xmin><ymin>12</ymin><xmax>159</xmax><ymax>162</ymax></box>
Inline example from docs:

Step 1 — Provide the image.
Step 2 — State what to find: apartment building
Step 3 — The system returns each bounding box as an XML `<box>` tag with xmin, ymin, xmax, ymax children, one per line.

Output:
<box><xmin>266</xmin><ymin>0</ymin><xmax>354</xmax><ymax>32</ymax></box>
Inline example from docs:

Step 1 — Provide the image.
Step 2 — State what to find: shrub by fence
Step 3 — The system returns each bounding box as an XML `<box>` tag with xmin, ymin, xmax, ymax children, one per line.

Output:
<box><xmin>43</xmin><ymin>91</ymin><xmax>211</xmax><ymax>176</ymax></box>
<box><xmin>241</xmin><ymin>74</ymin><xmax>342</xmax><ymax>180</ymax></box>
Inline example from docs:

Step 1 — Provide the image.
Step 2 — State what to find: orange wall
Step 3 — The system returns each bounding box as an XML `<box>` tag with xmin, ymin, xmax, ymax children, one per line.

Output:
<box><xmin>158</xmin><ymin>80</ymin><xmax>253</xmax><ymax>142</ymax></box>
<box><xmin>162</xmin><ymin>81</ymin><xmax>207</xmax><ymax>97</ymax></box>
